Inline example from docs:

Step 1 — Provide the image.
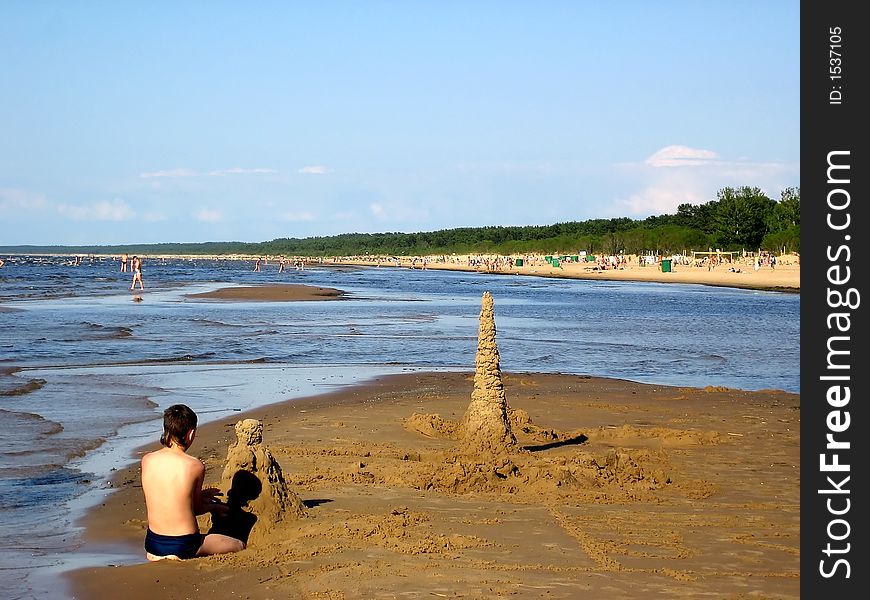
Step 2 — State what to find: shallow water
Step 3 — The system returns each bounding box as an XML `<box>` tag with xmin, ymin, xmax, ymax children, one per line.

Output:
<box><xmin>0</xmin><ymin>255</ymin><xmax>799</xmax><ymax>599</ymax></box>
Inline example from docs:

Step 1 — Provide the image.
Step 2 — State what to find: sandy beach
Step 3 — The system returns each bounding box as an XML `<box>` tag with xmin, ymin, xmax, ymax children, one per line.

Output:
<box><xmin>188</xmin><ymin>252</ymin><xmax>801</xmax><ymax>292</ymax></box>
<box><xmin>321</xmin><ymin>253</ymin><xmax>800</xmax><ymax>293</ymax></box>
<box><xmin>67</xmin><ymin>370</ymin><xmax>800</xmax><ymax>599</ymax></box>
<box><xmin>64</xmin><ymin>283</ymin><xmax>800</xmax><ymax>599</ymax></box>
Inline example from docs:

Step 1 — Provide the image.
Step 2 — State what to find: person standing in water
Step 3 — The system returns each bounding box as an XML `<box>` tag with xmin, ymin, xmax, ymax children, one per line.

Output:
<box><xmin>130</xmin><ymin>255</ymin><xmax>144</xmax><ymax>290</ymax></box>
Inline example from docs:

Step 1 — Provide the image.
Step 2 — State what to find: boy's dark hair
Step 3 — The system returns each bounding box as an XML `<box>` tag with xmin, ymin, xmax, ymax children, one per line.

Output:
<box><xmin>160</xmin><ymin>404</ymin><xmax>198</xmax><ymax>449</ymax></box>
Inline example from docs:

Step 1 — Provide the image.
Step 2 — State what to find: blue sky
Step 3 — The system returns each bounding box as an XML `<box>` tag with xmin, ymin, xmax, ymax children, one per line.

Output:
<box><xmin>0</xmin><ymin>1</ymin><xmax>799</xmax><ymax>246</ymax></box>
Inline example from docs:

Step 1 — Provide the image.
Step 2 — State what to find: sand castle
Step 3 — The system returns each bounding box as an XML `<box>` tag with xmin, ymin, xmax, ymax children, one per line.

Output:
<box><xmin>213</xmin><ymin>418</ymin><xmax>306</xmax><ymax>545</ymax></box>
<box><xmin>457</xmin><ymin>291</ymin><xmax>517</xmax><ymax>453</ymax></box>
<box><xmin>400</xmin><ymin>292</ymin><xmax>672</xmax><ymax>498</ymax></box>
<box><xmin>405</xmin><ymin>291</ymin><xmax>541</xmax><ymax>452</ymax></box>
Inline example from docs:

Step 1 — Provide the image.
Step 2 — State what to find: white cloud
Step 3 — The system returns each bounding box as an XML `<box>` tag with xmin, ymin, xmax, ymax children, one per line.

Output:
<box><xmin>0</xmin><ymin>189</ymin><xmax>48</xmax><ymax>212</ymax></box>
<box><xmin>140</xmin><ymin>167</ymin><xmax>276</xmax><ymax>178</ymax></box>
<box><xmin>56</xmin><ymin>199</ymin><xmax>135</xmax><ymax>221</ymax></box>
<box><xmin>369</xmin><ymin>201</ymin><xmax>430</xmax><ymax>222</ymax></box>
<box><xmin>279</xmin><ymin>210</ymin><xmax>316</xmax><ymax>222</ymax></box>
<box><xmin>617</xmin><ymin>182</ymin><xmax>707</xmax><ymax>216</ymax></box>
<box><xmin>612</xmin><ymin>145</ymin><xmax>799</xmax><ymax>216</ymax></box>
<box><xmin>139</xmin><ymin>168</ymin><xmax>198</xmax><ymax>178</ymax></box>
<box><xmin>209</xmin><ymin>168</ymin><xmax>277</xmax><ymax>176</ymax></box>
<box><xmin>645</xmin><ymin>145</ymin><xmax>719</xmax><ymax>168</ymax></box>
<box><xmin>455</xmin><ymin>161</ymin><xmax>555</xmax><ymax>174</ymax></box>
<box><xmin>193</xmin><ymin>208</ymin><xmax>224</xmax><ymax>222</ymax></box>
<box><xmin>298</xmin><ymin>165</ymin><xmax>328</xmax><ymax>175</ymax></box>
<box><xmin>333</xmin><ymin>211</ymin><xmax>356</xmax><ymax>221</ymax></box>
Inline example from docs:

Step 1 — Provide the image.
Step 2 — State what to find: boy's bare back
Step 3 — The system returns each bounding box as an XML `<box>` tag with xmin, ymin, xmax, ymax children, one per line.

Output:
<box><xmin>141</xmin><ymin>446</ymin><xmax>203</xmax><ymax>536</ymax></box>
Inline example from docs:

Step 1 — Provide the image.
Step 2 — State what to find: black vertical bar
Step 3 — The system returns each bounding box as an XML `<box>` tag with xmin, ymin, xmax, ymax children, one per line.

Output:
<box><xmin>802</xmin><ymin>1</ymin><xmax>867</xmax><ymax>596</ymax></box>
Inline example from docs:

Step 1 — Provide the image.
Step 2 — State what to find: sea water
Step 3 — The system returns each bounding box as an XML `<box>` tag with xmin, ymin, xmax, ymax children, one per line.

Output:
<box><xmin>0</xmin><ymin>255</ymin><xmax>799</xmax><ymax>599</ymax></box>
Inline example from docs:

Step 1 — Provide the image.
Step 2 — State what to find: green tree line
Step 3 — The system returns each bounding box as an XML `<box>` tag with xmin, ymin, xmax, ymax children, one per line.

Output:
<box><xmin>2</xmin><ymin>186</ymin><xmax>799</xmax><ymax>257</ymax></box>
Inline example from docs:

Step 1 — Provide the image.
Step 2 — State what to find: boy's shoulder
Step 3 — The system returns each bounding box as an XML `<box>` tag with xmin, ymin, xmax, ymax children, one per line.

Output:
<box><xmin>142</xmin><ymin>447</ymin><xmax>202</xmax><ymax>470</ymax></box>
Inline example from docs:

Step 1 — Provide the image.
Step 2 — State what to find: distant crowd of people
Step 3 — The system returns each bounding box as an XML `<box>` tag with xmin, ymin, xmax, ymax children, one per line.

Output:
<box><xmin>754</xmin><ymin>251</ymin><xmax>777</xmax><ymax>271</ymax></box>
<box><xmin>1</xmin><ymin>249</ymin><xmax>792</xmax><ymax>299</ymax></box>
<box><xmin>253</xmin><ymin>256</ymin><xmax>305</xmax><ymax>272</ymax></box>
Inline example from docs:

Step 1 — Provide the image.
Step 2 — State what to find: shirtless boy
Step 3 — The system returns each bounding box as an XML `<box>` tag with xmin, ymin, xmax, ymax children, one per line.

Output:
<box><xmin>141</xmin><ymin>404</ymin><xmax>245</xmax><ymax>561</ymax></box>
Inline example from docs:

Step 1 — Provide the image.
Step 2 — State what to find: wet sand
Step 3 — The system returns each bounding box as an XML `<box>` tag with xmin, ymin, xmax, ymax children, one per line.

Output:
<box><xmin>185</xmin><ymin>284</ymin><xmax>346</xmax><ymax>302</ymax></box>
<box><xmin>67</xmin><ymin>371</ymin><xmax>800</xmax><ymax>599</ymax></box>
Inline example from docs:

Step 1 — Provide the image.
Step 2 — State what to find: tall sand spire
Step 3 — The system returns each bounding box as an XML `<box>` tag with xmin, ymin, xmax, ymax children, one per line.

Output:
<box><xmin>458</xmin><ymin>291</ymin><xmax>517</xmax><ymax>453</ymax></box>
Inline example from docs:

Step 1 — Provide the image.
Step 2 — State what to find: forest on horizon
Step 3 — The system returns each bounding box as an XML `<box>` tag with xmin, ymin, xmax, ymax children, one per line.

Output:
<box><xmin>2</xmin><ymin>186</ymin><xmax>799</xmax><ymax>258</ymax></box>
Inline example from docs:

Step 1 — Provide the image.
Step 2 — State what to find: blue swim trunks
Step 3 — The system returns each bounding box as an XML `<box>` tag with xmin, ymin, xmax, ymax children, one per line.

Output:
<box><xmin>145</xmin><ymin>528</ymin><xmax>203</xmax><ymax>559</ymax></box>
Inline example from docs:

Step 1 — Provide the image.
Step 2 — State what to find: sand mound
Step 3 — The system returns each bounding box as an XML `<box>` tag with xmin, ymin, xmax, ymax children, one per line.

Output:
<box><xmin>209</xmin><ymin>418</ymin><xmax>306</xmax><ymax>546</ymax></box>
<box><xmin>405</xmin><ymin>407</ymin><xmax>568</xmax><ymax>446</ymax></box>
<box><xmin>590</xmin><ymin>424</ymin><xmax>722</xmax><ymax>447</ymax></box>
<box><xmin>509</xmin><ymin>408</ymin><xmax>566</xmax><ymax>443</ymax></box>
<box><xmin>703</xmin><ymin>385</ymin><xmax>731</xmax><ymax>392</ymax></box>
<box><xmin>397</xmin><ymin>445</ymin><xmax>672</xmax><ymax>501</ymax></box>
<box><xmin>403</xmin><ymin>412</ymin><xmax>457</xmax><ymax>439</ymax></box>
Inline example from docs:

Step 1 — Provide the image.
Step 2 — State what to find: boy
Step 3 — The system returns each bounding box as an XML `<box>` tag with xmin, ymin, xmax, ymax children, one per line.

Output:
<box><xmin>141</xmin><ymin>404</ymin><xmax>245</xmax><ymax>560</ymax></box>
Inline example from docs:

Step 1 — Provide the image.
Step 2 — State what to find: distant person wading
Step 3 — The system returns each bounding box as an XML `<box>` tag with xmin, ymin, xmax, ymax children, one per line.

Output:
<box><xmin>131</xmin><ymin>256</ymin><xmax>144</xmax><ymax>291</ymax></box>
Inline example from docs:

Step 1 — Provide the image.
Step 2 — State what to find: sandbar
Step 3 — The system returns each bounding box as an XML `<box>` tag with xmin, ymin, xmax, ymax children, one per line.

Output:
<box><xmin>185</xmin><ymin>284</ymin><xmax>346</xmax><ymax>302</ymax></box>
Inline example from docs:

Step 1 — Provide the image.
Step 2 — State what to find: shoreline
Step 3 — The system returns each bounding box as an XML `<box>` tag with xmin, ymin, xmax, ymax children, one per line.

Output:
<box><xmin>1</xmin><ymin>252</ymin><xmax>800</xmax><ymax>293</ymax></box>
<box><xmin>66</xmin><ymin>370</ymin><xmax>800</xmax><ymax>599</ymax></box>
<box><xmin>322</xmin><ymin>253</ymin><xmax>800</xmax><ymax>293</ymax></box>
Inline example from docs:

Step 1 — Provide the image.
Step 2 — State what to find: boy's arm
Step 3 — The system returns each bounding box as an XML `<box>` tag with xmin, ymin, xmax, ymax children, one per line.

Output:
<box><xmin>191</xmin><ymin>459</ymin><xmax>228</xmax><ymax>517</ymax></box>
